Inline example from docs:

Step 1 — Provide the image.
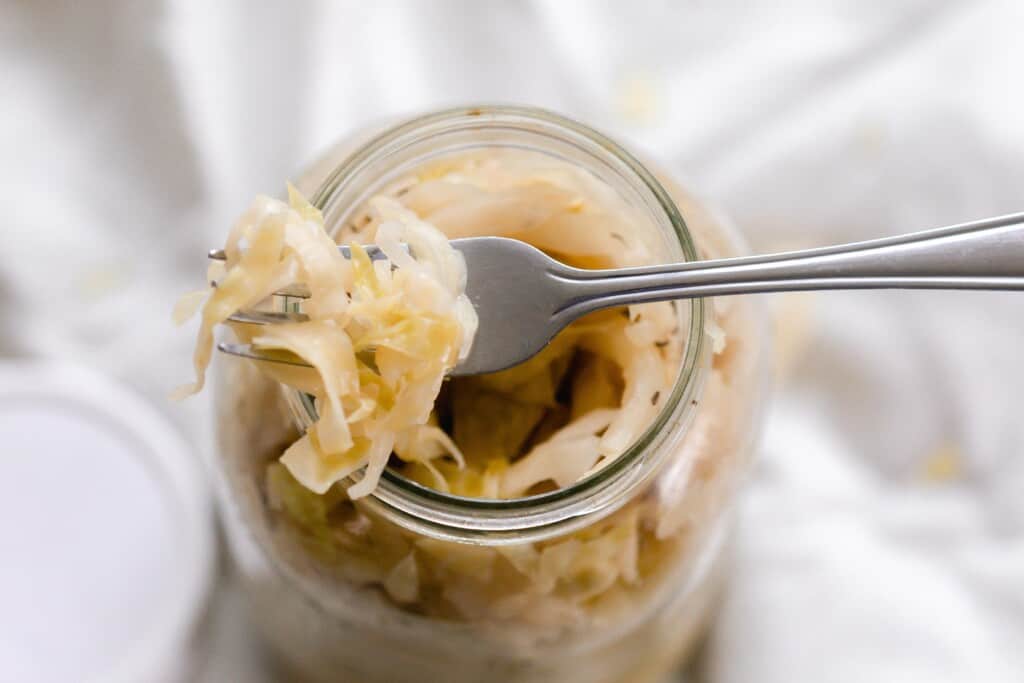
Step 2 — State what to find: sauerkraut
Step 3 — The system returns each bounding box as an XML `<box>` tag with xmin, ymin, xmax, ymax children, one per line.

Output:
<box><xmin>176</xmin><ymin>185</ymin><xmax>477</xmax><ymax>497</ymax></box>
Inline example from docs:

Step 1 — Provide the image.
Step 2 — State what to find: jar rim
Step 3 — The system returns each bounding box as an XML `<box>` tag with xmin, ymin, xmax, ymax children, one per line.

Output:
<box><xmin>305</xmin><ymin>105</ymin><xmax>709</xmax><ymax>543</ymax></box>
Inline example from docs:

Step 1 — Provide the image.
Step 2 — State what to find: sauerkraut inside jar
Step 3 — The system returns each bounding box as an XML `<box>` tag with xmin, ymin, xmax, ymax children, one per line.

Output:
<box><xmin>204</xmin><ymin>107</ymin><xmax>768</xmax><ymax>683</ymax></box>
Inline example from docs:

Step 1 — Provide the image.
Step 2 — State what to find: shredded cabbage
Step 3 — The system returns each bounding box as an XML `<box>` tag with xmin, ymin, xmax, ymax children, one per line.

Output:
<box><xmin>176</xmin><ymin>184</ymin><xmax>477</xmax><ymax>497</ymax></box>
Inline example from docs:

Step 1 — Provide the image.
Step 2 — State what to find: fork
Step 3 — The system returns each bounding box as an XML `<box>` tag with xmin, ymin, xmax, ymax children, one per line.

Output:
<box><xmin>212</xmin><ymin>211</ymin><xmax>1024</xmax><ymax>376</ymax></box>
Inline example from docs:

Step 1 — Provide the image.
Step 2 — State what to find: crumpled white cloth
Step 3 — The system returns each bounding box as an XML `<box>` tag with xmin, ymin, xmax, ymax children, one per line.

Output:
<box><xmin>2</xmin><ymin>1</ymin><xmax>1022</xmax><ymax>681</ymax></box>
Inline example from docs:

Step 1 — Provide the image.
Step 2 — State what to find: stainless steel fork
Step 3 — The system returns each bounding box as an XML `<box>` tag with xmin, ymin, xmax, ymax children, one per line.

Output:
<box><xmin>214</xmin><ymin>211</ymin><xmax>1024</xmax><ymax>376</ymax></box>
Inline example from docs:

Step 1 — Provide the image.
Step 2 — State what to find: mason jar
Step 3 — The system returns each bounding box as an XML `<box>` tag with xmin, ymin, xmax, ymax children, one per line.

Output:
<box><xmin>214</xmin><ymin>106</ymin><xmax>769</xmax><ymax>683</ymax></box>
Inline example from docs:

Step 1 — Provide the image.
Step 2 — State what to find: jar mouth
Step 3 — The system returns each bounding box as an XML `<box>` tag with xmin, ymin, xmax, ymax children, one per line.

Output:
<box><xmin>303</xmin><ymin>105</ymin><xmax>709</xmax><ymax>543</ymax></box>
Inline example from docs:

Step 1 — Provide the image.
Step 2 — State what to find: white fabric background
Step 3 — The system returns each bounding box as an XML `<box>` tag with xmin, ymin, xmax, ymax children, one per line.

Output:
<box><xmin>2</xmin><ymin>1</ymin><xmax>1023</xmax><ymax>681</ymax></box>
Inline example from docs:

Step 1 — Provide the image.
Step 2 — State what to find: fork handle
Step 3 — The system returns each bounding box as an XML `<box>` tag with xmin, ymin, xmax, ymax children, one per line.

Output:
<box><xmin>557</xmin><ymin>211</ymin><xmax>1024</xmax><ymax>317</ymax></box>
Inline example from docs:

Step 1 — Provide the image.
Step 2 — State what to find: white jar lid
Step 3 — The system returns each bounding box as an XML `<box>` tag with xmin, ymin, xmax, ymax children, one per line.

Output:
<box><xmin>0</xmin><ymin>361</ymin><xmax>214</xmax><ymax>683</ymax></box>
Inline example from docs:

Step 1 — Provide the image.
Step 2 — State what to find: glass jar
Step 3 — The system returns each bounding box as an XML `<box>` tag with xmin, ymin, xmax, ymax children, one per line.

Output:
<box><xmin>214</xmin><ymin>106</ymin><xmax>769</xmax><ymax>683</ymax></box>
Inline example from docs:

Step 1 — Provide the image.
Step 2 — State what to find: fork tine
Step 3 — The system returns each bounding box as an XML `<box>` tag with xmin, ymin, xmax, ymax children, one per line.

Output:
<box><xmin>207</xmin><ymin>244</ymin><xmax>397</xmax><ymax>262</ymax></box>
<box><xmin>274</xmin><ymin>285</ymin><xmax>310</xmax><ymax>298</ymax></box>
<box><xmin>217</xmin><ymin>342</ymin><xmax>383</xmax><ymax>371</ymax></box>
<box><xmin>217</xmin><ymin>343</ymin><xmax>314</xmax><ymax>368</ymax></box>
<box><xmin>227</xmin><ymin>310</ymin><xmax>309</xmax><ymax>325</ymax></box>
<box><xmin>206</xmin><ymin>244</ymin><xmax>398</xmax><ymax>299</ymax></box>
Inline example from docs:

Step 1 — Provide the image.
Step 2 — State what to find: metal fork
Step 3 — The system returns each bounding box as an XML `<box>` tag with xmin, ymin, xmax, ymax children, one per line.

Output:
<box><xmin>213</xmin><ymin>211</ymin><xmax>1024</xmax><ymax>376</ymax></box>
